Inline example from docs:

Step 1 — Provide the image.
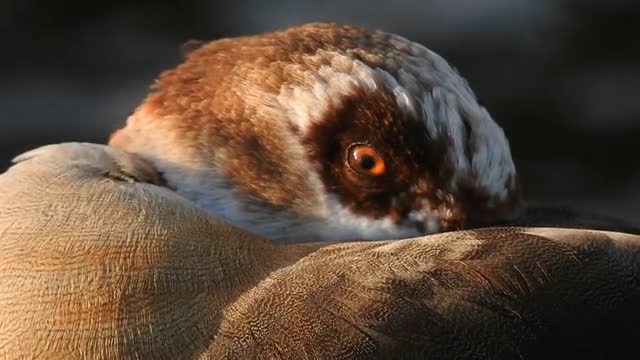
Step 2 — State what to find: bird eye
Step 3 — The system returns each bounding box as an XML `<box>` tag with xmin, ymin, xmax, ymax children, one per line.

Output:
<box><xmin>347</xmin><ymin>144</ymin><xmax>387</xmax><ymax>177</ymax></box>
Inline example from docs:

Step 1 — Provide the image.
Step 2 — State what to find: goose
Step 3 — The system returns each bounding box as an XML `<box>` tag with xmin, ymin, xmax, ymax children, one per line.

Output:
<box><xmin>1</xmin><ymin>23</ymin><xmax>638</xmax><ymax>359</ymax></box>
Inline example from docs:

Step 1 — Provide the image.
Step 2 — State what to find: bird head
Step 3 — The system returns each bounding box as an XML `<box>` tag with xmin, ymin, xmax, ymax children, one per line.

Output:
<box><xmin>109</xmin><ymin>23</ymin><xmax>523</xmax><ymax>241</ymax></box>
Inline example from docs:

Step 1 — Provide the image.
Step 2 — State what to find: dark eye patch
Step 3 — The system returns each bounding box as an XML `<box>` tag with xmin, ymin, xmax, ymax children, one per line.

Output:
<box><xmin>302</xmin><ymin>86</ymin><xmax>451</xmax><ymax>220</ymax></box>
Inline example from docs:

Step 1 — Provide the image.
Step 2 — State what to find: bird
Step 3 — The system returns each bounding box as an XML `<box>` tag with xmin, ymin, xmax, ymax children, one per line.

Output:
<box><xmin>1</xmin><ymin>23</ymin><xmax>638</xmax><ymax>359</ymax></box>
<box><xmin>0</xmin><ymin>142</ymin><xmax>638</xmax><ymax>359</ymax></box>
<box><xmin>108</xmin><ymin>22</ymin><xmax>524</xmax><ymax>242</ymax></box>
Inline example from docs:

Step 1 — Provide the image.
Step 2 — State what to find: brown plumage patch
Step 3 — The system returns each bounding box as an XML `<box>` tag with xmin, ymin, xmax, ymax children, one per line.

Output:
<box><xmin>109</xmin><ymin>23</ymin><xmax>414</xmax><ymax>216</ymax></box>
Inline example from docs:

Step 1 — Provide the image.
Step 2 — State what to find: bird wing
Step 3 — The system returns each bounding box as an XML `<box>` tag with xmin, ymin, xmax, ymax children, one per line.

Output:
<box><xmin>1</xmin><ymin>143</ymin><xmax>639</xmax><ymax>359</ymax></box>
<box><xmin>0</xmin><ymin>143</ymin><xmax>284</xmax><ymax>359</ymax></box>
<box><xmin>218</xmin><ymin>227</ymin><xmax>640</xmax><ymax>359</ymax></box>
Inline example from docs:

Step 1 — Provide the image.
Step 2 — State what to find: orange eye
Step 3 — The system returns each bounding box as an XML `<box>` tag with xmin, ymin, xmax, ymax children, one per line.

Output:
<box><xmin>347</xmin><ymin>144</ymin><xmax>387</xmax><ymax>177</ymax></box>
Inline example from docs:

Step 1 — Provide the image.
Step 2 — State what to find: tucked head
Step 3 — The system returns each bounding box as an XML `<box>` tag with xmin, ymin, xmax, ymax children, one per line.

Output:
<box><xmin>109</xmin><ymin>23</ymin><xmax>522</xmax><ymax>242</ymax></box>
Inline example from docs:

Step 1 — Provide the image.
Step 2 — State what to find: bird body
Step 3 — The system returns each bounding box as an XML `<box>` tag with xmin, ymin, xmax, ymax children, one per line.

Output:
<box><xmin>0</xmin><ymin>143</ymin><xmax>638</xmax><ymax>359</ymax></box>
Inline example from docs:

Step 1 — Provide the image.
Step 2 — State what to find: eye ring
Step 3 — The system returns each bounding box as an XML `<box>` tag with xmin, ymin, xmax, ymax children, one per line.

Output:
<box><xmin>346</xmin><ymin>144</ymin><xmax>387</xmax><ymax>177</ymax></box>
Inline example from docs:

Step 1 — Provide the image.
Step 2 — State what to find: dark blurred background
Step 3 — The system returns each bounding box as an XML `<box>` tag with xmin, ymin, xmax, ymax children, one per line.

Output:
<box><xmin>1</xmin><ymin>0</ymin><xmax>638</xmax><ymax>223</ymax></box>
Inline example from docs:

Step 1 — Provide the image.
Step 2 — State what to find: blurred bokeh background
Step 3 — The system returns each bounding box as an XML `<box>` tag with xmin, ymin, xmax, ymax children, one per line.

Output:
<box><xmin>1</xmin><ymin>0</ymin><xmax>638</xmax><ymax>223</ymax></box>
